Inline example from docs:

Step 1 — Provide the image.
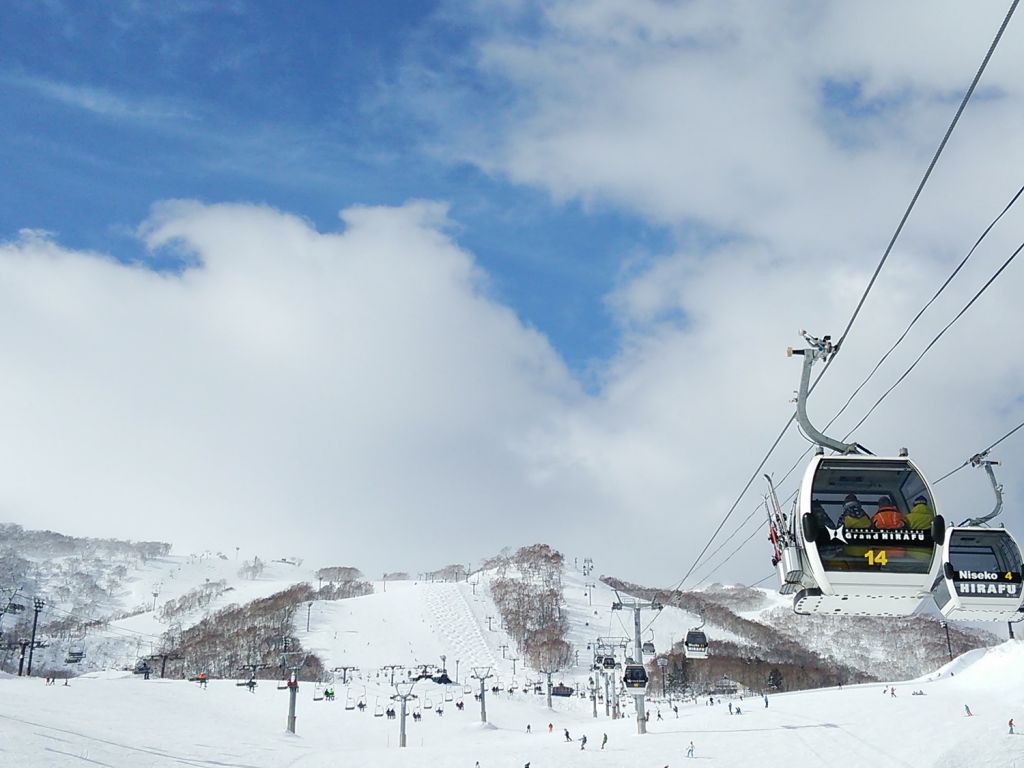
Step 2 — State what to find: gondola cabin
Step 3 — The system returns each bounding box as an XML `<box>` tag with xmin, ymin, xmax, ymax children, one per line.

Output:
<box><xmin>933</xmin><ymin>526</ymin><xmax>1024</xmax><ymax>621</ymax></box>
<box><xmin>790</xmin><ymin>454</ymin><xmax>944</xmax><ymax>617</ymax></box>
<box><xmin>622</xmin><ymin>663</ymin><xmax>648</xmax><ymax>692</ymax></box>
<box><xmin>684</xmin><ymin>631</ymin><xmax>708</xmax><ymax>659</ymax></box>
<box><xmin>601</xmin><ymin>655</ymin><xmax>616</xmax><ymax>671</ymax></box>
<box><xmin>641</xmin><ymin>640</ymin><xmax>655</xmax><ymax>655</ymax></box>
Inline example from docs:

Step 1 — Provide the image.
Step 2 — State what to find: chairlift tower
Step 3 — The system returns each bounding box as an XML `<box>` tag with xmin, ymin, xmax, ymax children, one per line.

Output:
<box><xmin>279</xmin><ymin>638</ymin><xmax>307</xmax><ymax>734</ymax></box>
<box><xmin>470</xmin><ymin>666</ymin><xmax>493</xmax><ymax>723</ymax></box>
<box><xmin>392</xmin><ymin>680</ymin><xmax>418</xmax><ymax>748</ymax></box>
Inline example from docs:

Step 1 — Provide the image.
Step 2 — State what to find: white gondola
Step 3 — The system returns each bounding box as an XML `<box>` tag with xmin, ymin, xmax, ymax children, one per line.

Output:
<box><xmin>933</xmin><ymin>455</ymin><xmax>1024</xmax><ymax>621</ymax></box>
<box><xmin>767</xmin><ymin>333</ymin><xmax>945</xmax><ymax>617</ymax></box>
<box><xmin>683</xmin><ymin>630</ymin><xmax>708</xmax><ymax>659</ymax></box>
<box><xmin>622</xmin><ymin>663</ymin><xmax>648</xmax><ymax>692</ymax></box>
<box><xmin>934</xmin><ymin>527</ymin><xmax>1024</xmax><ymax>620</ymax></box>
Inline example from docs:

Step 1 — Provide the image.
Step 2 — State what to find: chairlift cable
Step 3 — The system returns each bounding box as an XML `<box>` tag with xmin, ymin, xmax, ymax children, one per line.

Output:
<box><xmin>41</xmin><ymin>603</ymin><xmax>166</xmax><ymax>642</ymax></box>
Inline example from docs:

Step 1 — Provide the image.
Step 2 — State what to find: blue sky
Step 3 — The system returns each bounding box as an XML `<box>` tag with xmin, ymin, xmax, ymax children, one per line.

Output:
<box><xmin>1</xmin><ymin>1</ymin><xmax>1023</xmax><ymax>585</ymax></box>
<box><xmin>0</xmin><ymin>0</ymin><xmax>674</xmax><ymax>377</ymax></box>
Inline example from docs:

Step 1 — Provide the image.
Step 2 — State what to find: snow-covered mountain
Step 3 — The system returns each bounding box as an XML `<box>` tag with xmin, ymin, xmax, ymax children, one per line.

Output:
<box><xmin>0</xmin><ymin>524</ymin><xmax>1001</xmax><ymax>690</ymax></box>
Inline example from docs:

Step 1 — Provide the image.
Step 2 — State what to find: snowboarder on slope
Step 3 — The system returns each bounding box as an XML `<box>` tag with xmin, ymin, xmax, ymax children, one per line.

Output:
<box><xmin>580</xmin><ymin>734</ymin><xmax>587</xmax><ymax>750</ymax></box>
<box><xmin>1009</xmin><ymin>718</ymin><xmax>1015</xmax><ymax>734</ymax></box>
<box><xmin>965</xmin><ymin>705</ymin><xmax>974</xmax><ymax>716</ymax></box>
<box><xmin>564</xmin><ymin>728</ymin><xmax>571</xmax><ymax>742</ymax></box>
<box><xmin>601</xmin><ymin>733</ymin><xmax>608</xmax><ymax>750</ymax></box>
<box><xmin>687</xmin><ymin>740</ymin><xmax>695</xmax><ymax>758</ymax></box>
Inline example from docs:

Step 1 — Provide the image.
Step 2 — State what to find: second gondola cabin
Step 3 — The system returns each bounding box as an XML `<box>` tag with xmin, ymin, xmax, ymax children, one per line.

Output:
<box><xmin>933</xmin><ymin>526</ymin><xmax>1024</xmax><ymax>621</ymax></box>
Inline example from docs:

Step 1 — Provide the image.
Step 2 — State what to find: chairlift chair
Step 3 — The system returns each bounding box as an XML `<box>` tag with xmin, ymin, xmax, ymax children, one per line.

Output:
<box><xmin>344</xmin><ymin>689</ymin><xmax>356</xmax><ymax>710</ymax></box>
<box><xmin>373</xmin><ymin>697</ymin><xmax>384</xmax><ymax>717</ymax></box>
<box><xmin>444</xmin><ymin>690</ymin><xmax>453</xmax><ymax>702</ymax></box>
<box><xmin>313</xmin><ymin>683</ymin><xmax>324</xmax><ymax>702</ymax></box>
<box><xmin>424</xmin><ymin>693</ymin><xmax>433</xmax><ymax>708</ymax></box>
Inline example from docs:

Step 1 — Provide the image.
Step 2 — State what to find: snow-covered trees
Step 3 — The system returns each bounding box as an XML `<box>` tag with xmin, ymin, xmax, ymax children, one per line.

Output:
<box><xmin>316</xmin><ymin>566</ymin><xmax>362</xmax><ymax>583</ymax></box>
<box><xmin>488</xmin><ymin>544</ymin><xmax>571</xmax><ymax>671</ymax></box>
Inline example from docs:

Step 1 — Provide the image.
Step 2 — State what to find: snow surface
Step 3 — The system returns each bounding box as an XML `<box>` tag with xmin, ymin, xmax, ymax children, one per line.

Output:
<box><xmin>9</xmin><ymin>549</ymin><xmax>1020</xmax><ymax>765</ymax></box>
<box><xmin>3</xmin><ymin>642</ymin><xmax>1023</xmax><ymax>767</ymax></box>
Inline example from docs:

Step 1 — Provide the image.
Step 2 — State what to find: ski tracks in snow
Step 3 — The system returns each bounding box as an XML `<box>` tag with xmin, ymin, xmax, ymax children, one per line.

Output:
<box><xmin>422</xmin><ymin>582</ymin><xmax>499</xmax><ymax>672</ymax></box>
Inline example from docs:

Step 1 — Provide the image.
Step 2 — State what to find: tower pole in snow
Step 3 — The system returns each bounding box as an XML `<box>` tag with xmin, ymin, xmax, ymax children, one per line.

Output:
<box><xmin>26</xmin><ymin>598</ymin><xmax>44</xmax><ymax>676</ymax></box>
<box><xmin>392</xmin><ymin>681</ymin><xmax>417</xmax><ymax>748</ymax></box>
<box><xmin>604</xmin><ymin>672</ymin><xmax>611</xmax><ymax>717</ymax></box>
<box><xmin>471</xmin><ymin>666</ymin><xmax>492</xmax><ymax>723</ymax></box>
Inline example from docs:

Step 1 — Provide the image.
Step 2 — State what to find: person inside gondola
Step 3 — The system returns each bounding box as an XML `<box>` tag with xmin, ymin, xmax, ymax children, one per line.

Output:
<box><xmin>842</xmin><ymin>494</ymin><xmax>870</xmax><ymax>529</ymax></box>
<box><xmin>906</xmin><ymin>495</ymin><xmax>933</xmax><ymax>529</ymax></box>
<box><xmin>872</xmin><ymin>494</ymin><xmax>906</xmax><ymax>529</ymax></box>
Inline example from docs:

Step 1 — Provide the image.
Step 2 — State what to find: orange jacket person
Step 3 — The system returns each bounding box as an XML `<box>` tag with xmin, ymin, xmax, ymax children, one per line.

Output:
<box><xmin>872</xmin><ymin>495</ymin><xmax>906</xmax><ymax>529</ymax></box>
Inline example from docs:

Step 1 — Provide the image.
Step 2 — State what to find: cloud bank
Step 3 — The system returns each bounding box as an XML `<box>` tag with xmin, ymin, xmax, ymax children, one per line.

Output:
<box><xmin>4</xmin><ymin>1</ymin><xmax>1024</xmax><ymax>586</ymax></box>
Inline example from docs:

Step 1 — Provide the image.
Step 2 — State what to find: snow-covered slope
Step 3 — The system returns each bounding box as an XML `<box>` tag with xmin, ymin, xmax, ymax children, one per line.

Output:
<box><xmin>2</xmin><ymin>640</ymin><xmax>1022</xmax><ymax>767</ymax></box>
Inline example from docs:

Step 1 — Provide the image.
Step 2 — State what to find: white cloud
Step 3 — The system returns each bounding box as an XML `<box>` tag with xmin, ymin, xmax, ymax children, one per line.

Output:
<box><xmin>405</xmin><ymin>0</ymin><xmax>1024</xmax><ymax>582</ymax></box>
<box><xmin>0</xmin><ymin>201</ymin><xmax>596</xmax><ymax>575</ymax></box>
<box><xmin>4</xmin><ymin>74</ymin><xmax>196</xmax><ymax>122</ymax></box>
<box><xmin>3</xmin><ymin>1</ymin><xmax>1024</xmax><ymax>590</ymax></box>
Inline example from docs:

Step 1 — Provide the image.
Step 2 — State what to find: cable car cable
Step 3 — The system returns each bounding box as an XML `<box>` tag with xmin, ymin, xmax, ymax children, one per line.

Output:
<box><xmin>828</xmin><ymin>0</ymin><xmax>1019</xmax><ymax>360</ymax></box>
<box><xmin>649</xmin><ymin>0</ymin><xmax>1019</xmax><ymax>612</ymax></box>
<box><xmin>826</xmin><ymin>181</ymin><xmax>1024</xmax><ymax>435</ymax></box>
<box><xmin>934</xmin><ymin>419</ymin><xmax>1024</xmax><ymax>485</ymax></box>
<box><xmin>693</xmin><ymin>521</ymin><xmax>769</xmax><ymax>590</ymax></box>
<box><xmin>840</xmin><ymin>239</ymin><xmax>1024</xmax><ymax>441</ymax></box>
